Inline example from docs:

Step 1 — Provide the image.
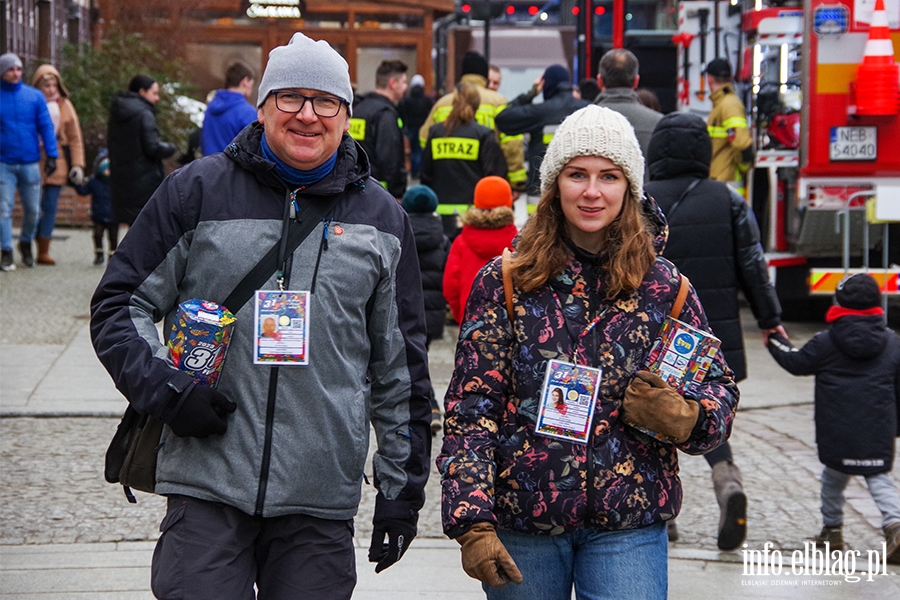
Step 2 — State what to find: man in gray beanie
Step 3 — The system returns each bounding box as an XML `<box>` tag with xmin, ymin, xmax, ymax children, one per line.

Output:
<box><xmin>91</xmin><ymin>32</ymin><xmax>432</xmax><ymax>599</ymax></box>
<box><xmin>0</xmin><ymin>52</ymin><xmax>59</xmax><ymax>271</ymax></box>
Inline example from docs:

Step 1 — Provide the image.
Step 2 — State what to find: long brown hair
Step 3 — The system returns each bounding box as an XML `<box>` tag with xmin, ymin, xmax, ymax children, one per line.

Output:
<box><xmin>444</xmin><ymin>82</ymin><xmax>480</xmax><ymax>136</ymax></box>
<box><xmin>510</xmin><ymin>180</ymin><xmax>655</xmax><ymax>298</ymax></box>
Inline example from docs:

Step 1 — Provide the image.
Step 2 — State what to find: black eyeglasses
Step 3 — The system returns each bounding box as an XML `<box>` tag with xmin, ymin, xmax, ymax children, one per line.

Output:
<box><xmin>272</xmin><ymin>92</ymin><xmax>345</xmax><ymax>117</ymax></box>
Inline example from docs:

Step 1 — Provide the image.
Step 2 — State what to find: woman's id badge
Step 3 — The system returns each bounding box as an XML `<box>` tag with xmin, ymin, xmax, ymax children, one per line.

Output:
<box><xmin>253</xmin><ymin>290</ymin><xmax>310</xmax><ymax>365</ymax></box>
<box><xmin>535</xmin><ymin>360</ymin><xmax>602</xmax><ymax>444</ymax></box>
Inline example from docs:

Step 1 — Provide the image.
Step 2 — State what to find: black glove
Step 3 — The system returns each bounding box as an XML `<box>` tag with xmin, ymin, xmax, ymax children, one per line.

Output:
<box><xmin>168</xmin><ymin>385</ymin><xmax>236</xmax><ymax>439</ymax></box>
<box><xmin>44</xmin><ymin>156</ymin><xmax>57</xmax><ymax>177</ymax></box>
<box><xmin>368</xmin><ymin>515</ymin><xmax>417</xmax><ymax>573</ymax></box>
<box><xmin>767</xmin><ymin>332</ymin><xmax>795</xmax><ymax>352</ymax></box>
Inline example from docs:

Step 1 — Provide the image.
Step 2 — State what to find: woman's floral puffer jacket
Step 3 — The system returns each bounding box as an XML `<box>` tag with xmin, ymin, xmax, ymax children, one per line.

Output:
<box><xmin>436</xmin><ymin>205</ymin><xmax>739</xmax><ymax>538</ymax></box>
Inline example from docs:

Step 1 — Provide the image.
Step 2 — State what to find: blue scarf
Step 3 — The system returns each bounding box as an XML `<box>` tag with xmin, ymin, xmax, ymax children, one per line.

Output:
<box><xmin>260</xmin><ymin>134</ymin><xmax>337</xmax><ymax>188</ymax></box>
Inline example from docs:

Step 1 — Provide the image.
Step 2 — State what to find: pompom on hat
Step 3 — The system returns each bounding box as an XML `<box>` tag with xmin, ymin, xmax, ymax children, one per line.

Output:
<box><xmin>539</xmin><ymin>105</ymin><xmax>644</xmax><ymax>201</ymax></box>
<box><xmin>835</xmin><ymin>273</ymin><xmax>881</xmax><ymax>310</ymax></box>
<box><xmin>256</xmin><ymin>32</ymin><xmax>354</xmax><ymax>114</ymax></box>
<box><xmin>473</xmin><ymin>176</ymin><xmax>513</xmax><ymax>210</ymax></box>
<box><xmin>401</xmin><ymin>185</ymin><xmax>439</xmax><ymax>214</ymax></box>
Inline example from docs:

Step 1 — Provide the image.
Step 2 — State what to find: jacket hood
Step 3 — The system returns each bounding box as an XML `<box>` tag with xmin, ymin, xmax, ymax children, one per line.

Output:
<box><xmin>109</xmin><ymin>91</ymin><xmax>154</xmax><ymax>122</ymax></box>
<box><xmin>641</xmin><ymin>192</ymin><xmax>669</xmax><ymax>255</ymax></box>
<box><xmin>409</xmin><ymin>212</ymin><xmax>446</xmax><ymax>253</ymax></box>
<box><xmin>830</xmin><ymin>315</ymin><xmax>890</xmax><ymax>360</ymax></box>
<box><xmin>459</xmin><ymin>222</ymin><xmax>517</xmax><ymax>260</ymax></box>
<box><xmin>461</xmin><ymin>206</ymin><xmax>514</xmax><ymax>229</ymax></box>
<box><xmin>647</xmin><ymin>111</ymin><xmax>711</xmax><ymax>181</ymax></box>
<box><xmin>225</xmin><ymin>122</ymin><xmax>372</xmax><ymax>195</ymax></box>
<box><xmin>207</xmin><ymin>89</ymin><xmax>252</xmax><ymax>117</ymax></box>
<box><xmin>31</xmin><ymin>64</ymin><xmax>70</xmax><ymax>98</ymax></box>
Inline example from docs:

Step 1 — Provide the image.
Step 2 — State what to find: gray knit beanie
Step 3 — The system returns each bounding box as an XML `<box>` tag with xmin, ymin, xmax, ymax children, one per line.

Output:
<box><xmin>257</xmin><ymin>33</ymin><xmax>354</xmax><ymax>114</ymax></box>
<box><xmin>539</xmin><ymin>105</ymin><xmax>644</xmax><ymax>201</ymax></box>
<box><xmin>0</xmin><ymin>53</ymin><xmax>23</xmax><ymax>76</ymax></box>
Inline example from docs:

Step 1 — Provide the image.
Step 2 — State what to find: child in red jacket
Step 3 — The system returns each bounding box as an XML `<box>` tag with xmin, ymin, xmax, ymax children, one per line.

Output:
<box><xmin>443</xmin><ymin>175</ymin><xmax>518</xmax><ymax>324</ymax></box>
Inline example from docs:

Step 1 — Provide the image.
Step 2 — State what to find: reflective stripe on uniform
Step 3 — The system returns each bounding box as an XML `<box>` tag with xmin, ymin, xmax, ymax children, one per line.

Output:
<box><xmin>431</xmin><ymin>137</ymin><xmax>481</xmax><ymax>160</ymax></box>
<box><xmin>433</xmin><ymin>106</ymin><xmax>453</xmax><ymax>123</ymax></box>
<box><xmin>499</xmin><ymin>132</ymin><xmax>524</xmax><ymax>145</ymax></box>
<box><xmin>475</xmin><ymin>106</ymin><xmax>497</xmax><ymax>129</ymax></box>
<box><xmin>397</xmin><ymin>117</ymin><xmax>403</xmax><ymax>129</ymax></box>
<box><xmin>507</xmin><ymin>168</ymin><xmax>527</xmax><ymax>183</ymax></box>
<box><xmin>542</xmin><ymin>124</ymin><xmax>558</xmax><ymax>146</ymax></box>
<box><xmin>722</xmin><ymin>116</ymin><xmax>748</xmax><ymax>129</ymax></box>
<box><xmin>708</xmin><ymin>126</ymin><xmax>728</xmax><ymax>139</ymax></box>
<box><xmin>436</xmin><ymin>204</ymin><xmax>471</xmax><ymax>215</ymax></box>
<box><xmin>349</xmin><ymin>118</ymin><xmax>366</xmax><ymax>140</ymax></box>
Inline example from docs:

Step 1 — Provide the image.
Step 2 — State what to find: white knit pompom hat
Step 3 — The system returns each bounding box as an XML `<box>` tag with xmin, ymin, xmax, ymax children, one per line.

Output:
<box><xmin>539</xmin><ymin>105</ymin><xmax>644</xmax><ymax>201</ymax></box>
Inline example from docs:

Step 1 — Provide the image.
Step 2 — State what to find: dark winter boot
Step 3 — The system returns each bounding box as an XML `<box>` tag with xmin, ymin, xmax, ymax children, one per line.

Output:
<box><xmin>0</xmin><ymin>249</ymin><xmax>15</xmax><ymax>271</ymax></box>
<box><xmin>18</xmin><ymin>240</ymin><xmax>34</xmax><ymax>267</ymax></box>
<box><xmin>35</xmin><ymin>236</ymin><xmax>55</xmax><ymax>265</ymax></box>
<box><xmin>93</xmin><ymin>250</ymin><xmax>104</xmax><ymax>266</ymax></box>
<box><xmin>884</xmin><ymin>522</ymin><xmax>900</xmax><ymax>564</ymax></box>
<box><xmin>814</xmin><ymin>525</ymin><xmax>843</xmax><ymax>550</ymax></box>
<box><xmin>712</xmin><ymin>461</ymin><xmax>747</xmax><ymax>550</ymax></box>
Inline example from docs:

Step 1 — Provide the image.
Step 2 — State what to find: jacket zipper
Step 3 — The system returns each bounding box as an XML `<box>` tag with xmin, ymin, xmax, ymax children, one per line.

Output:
<box><xmin>255</xmin><ymin>188</ymin><xmax>298</xmax><ymax>516</ymax></box>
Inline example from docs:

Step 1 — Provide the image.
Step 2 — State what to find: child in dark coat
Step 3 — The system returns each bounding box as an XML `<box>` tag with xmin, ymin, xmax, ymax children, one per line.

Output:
<box><xmin>401</xmin><ymin>184</ymin><xmax>449</xmax><ymax>434</ymax></box>
<box><xmin>442</xmin><ymin>175</ymin><xmax>518</xmax><ymax>324</ymax></box>
<box><xmin>767</xmin><ymin>273</ymin><xmax>900</xmax><ymax>563</ymax></box>
<box><xmin>74</xmin><ymin>150</ymin><xmax>118</xmax><ymax>265</ymax></box>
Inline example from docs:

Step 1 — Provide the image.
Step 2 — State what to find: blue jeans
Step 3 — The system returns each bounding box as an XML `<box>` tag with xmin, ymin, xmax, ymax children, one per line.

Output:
<box><xmin>488</xmin><ymin>524</ymin><xmax>668</xmax><ymax>600</ymax></box>
<box><xmin>406</xmin><ymin>130</ymin><xmax>422</xmax><ymax>177</ymax></box>
<box><xmin>821</xmin><ymin>466</ymin><xmax>900</xmax><ymax>529</ymax></box>
<box><xmin>0</xmin><ymin>161</ymin><xmax>42</xmax><ymax>250</ymax></box>
<box><xmin>38</xmin><ymin>184</ymin><xmax>62</xmax><ymax>238</ymax></box>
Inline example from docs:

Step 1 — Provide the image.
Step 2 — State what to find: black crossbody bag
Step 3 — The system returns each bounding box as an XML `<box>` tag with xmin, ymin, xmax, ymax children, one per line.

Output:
<box><xmin>104</xmin><ymin>194</ymin><xmax>341</xmax><ymax>503</ymax></box>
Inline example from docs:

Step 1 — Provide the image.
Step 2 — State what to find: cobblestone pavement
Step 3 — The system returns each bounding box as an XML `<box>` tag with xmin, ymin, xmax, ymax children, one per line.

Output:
<box><xmin>1</xmin><ymin>228</ymin><xmax>898</xmax><ymax>559</ymax></box>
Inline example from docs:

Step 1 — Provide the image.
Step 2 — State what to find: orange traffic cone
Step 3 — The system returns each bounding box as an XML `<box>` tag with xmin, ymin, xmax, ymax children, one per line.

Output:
<box><xmin>855</xmin><ymin>0</ymin><xmax>899</xmax><ymax>116</ymax></box>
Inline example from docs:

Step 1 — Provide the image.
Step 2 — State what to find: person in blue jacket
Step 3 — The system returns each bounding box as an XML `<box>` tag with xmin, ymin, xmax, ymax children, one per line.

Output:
<box><xmin>201</xmin><ymin>61</ymin><xmax>258</xmax><ymax>156</ymax></box>
<box><xmin>0</xmin><ymin>53</ymin><xmax>58</xmax><ymax>271</ymax></box>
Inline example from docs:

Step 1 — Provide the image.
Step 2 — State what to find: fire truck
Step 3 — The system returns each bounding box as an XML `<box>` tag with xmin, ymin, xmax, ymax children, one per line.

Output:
<box><xmin>676</xmin><ymin>0</ymin><xmax>900</xmax><ymax>318</ymax></box>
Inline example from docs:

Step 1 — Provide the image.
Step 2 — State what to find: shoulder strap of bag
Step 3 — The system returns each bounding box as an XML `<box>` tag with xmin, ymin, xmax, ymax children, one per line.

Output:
<box><xmin>502</xmin><ymin>248</ymin><xmax>514</xmax><ymax>321</ymax></box>
<box><xmin>223</xmin><ymin>194</ymin><xmax>341</xmax><ymax>312</ymax></box>
<box><xmin>665</xmin><ymin>178</ymin><xmax>702</xmax><ymax>221</ymax></box>
<box><xmin>670</xmin><ymin>274</ymin><xmax>691</xmax><ymax>319</ymax></box>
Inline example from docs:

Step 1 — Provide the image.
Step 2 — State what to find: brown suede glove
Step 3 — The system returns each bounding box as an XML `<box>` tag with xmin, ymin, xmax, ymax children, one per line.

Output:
<box><xmin>623</xmin><ymin>370</ymin><xmax>700</xmax><ymax>444</ymax></box>
<box><xmin>456</xmin><ymin>522</ymin><xmax>523</xmax><ymax>588</ymax></box>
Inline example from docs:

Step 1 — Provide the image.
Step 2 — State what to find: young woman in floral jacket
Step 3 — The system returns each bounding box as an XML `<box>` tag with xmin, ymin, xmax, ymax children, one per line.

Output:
<box><xmin>437</xmin><ymin>105</ymin><xmax>739</xmax><ymax>599</ymax></box>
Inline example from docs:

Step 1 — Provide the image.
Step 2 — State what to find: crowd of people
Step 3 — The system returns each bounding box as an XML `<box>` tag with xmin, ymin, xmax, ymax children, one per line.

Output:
<box><xmin>1</xmin><ymin>34</ymin><xmax>898</xmax><ymax>600</ymax></box>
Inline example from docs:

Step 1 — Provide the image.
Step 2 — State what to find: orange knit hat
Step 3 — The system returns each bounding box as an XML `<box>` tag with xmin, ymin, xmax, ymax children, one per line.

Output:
<box><xmin>473</xmin><ymin>176</ymin><xmax>513</xmax><ymax>210</ymax></box>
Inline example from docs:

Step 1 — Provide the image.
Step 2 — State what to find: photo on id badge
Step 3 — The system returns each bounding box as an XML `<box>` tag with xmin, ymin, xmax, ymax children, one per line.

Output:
<box><xmin>535</xmin><ymin>359</ymin><xmax>601</xmax><ymax>444</ymax></box>
<box><xmin>253</xmin><ymin>290</ymin><xmax>310</xmax><ymax>365</ymax></box>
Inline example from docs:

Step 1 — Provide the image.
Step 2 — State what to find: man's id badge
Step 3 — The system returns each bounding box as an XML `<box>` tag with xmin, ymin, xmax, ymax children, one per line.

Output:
<box><xmin>253</xmin><ymin>290</ymin><xmax>310</xmax><ymax>365</ymax></box>
<box><xmin>535</xmin><ymin>360</ymin><xmax>602</xmax><ymax>444</ymax></box>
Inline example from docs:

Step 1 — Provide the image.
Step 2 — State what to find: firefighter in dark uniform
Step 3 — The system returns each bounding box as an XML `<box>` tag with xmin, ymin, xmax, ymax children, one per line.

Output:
<box><xmin>421</xmin><ymin>82</ymin><xmax>507</xmax><ymax>239</ymax></box>
<box><xmin>350</xmin><ymin>60</ymin><xmax>409</xmax><ymax>199</ymax></box>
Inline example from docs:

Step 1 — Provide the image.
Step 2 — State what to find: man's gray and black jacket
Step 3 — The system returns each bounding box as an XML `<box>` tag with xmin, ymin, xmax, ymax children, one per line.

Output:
<box><xmin>351</xmin><ymin>92</ymin><xmax>407</xmax><ymax>198</ymax></box>
<box><xmin>91</xmin><ymin>122</ymin><xmax>432</xmax><ymax>522</ymax></box>
<box><xmin>645</xmin><ymin>111</ymin><xmax>781</xmax><ymax>381</ymax></box>
<box><xmin>495</xmin><ymin>84</ymin><xmax>588</xmax><ymax>196</ymax></box>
